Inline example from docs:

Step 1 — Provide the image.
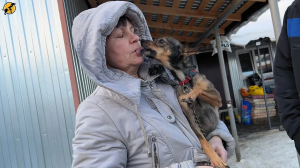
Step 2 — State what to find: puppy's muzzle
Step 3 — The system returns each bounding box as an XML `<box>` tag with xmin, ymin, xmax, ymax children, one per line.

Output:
<box><xmin>140</xmin><ymin>40</ymin><xmax>156</xmax><ymax>58</ymax></box>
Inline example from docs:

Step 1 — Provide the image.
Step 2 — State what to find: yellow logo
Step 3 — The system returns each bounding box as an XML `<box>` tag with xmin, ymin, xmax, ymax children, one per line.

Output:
<box><xmin>2</xmin><ymin>2</ymin><xmax>16</xmax><ymax>15</ymax></box>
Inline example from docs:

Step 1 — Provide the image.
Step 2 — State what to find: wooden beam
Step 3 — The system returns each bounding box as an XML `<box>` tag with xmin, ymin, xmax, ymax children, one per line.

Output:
<box><xmin>151</xmin><ymin>32</ymin><xmax>210</xmax><ymax>43</ymax></box>
<box><xmin>184</xmin><ymin>31</ymin><xmax>192</xmax><ymax>36</ymax></box>
<box><xmin>147</xmin><ymin>21</ymin><xmax>225</xmax><ymax>34</ymax></box>
<box><xmin>157</xmin><ymin>14</ymin><xmax>164</xmax><ymax>22</ymax></box>
<box><xmin>147</xmin><ymin>0</ymin><xmax>153</xmax><ymax>5</ymax></box>
<box><xmin>160</xmin><ymin>0</ymin><xmax>167</xmax><ymax>6</ymax></box>
<box><xmin>173</xmin><ymin>30</ymin><xmax>179</xmax><ymax>36</ymax></box>
<box><xmin>146</xmin><ymin>13</ymin><xmax>152</xmax><ymax>22</ymax></box>
<box><xmin>188</xmin><ymin>17</ymin><xmax>198</xmax><ymax>26</ymax></box>
<box><xmin>185</xmin><ymin>0</ymin><xmax>195</xmax><ymax>10</ymax></box>
<box><xmin>210</xmin><ymin>0</ymin><xmax>225</xmax><ymax>12</ymax></box>
<box><xmin>236</xmin><ymin>1</ymin><xmax>255</xmax><ymax>14</ymax></box>
<box><xmin>172</xmin><ymin>0</ymin><xmax>181</xmax><ymax>9</ymax></box>
<box><xmin>167</xmin><ymin>15</ymin><xmax>175</xmax><ymax>24</ymax></box>
<box><xmin>198</xmin><ymin>0</ymin><xmax>210</xmax><ymax>11</ymax></box>
<box><xmin>135</xmin><ymin>4</ymin><xmax>241</xmax><ymax>21</ymax></box>
<box><xmin>146</xmin><ymin>0</ymin><xmax>153</xmax><ymax>22</ymax></box>
<box><xmin>177</xmin><ymin>16</ymin><xmax>186</xmax><ymax>25</ymax></box>
<box><xmin>220</xmin><ymin>20</ymin><xmax>232</xmax><ymax>29</ymax></box>
<box><xmin>157</xmin><ymin>0</ymin><xmax>166</xmax><ymax>23</ymax></box>
<box><xmin>199</xmin><ymin>18</ymin><xmax>209</xmax><ymax>27</ymax></box>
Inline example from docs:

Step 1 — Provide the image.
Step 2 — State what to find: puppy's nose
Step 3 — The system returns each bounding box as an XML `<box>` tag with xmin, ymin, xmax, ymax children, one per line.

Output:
<box><xmin>140</xmin><ymin>39</ymin><xmax>145</xmax><ymax>43</ymax></box>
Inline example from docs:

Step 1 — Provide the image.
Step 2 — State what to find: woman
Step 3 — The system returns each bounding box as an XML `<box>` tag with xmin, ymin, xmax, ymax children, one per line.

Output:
<box><xmin>71</xmin><ymin>1</ymin><xmax>235</xmax><ymax>168</ymax></box>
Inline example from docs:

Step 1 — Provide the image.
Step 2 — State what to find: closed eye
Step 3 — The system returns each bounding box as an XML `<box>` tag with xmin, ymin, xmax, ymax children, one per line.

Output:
<box><xmin>116</xmin><ymin>34</ymin><xmax>123</xmax><ymax>38</ymax></box>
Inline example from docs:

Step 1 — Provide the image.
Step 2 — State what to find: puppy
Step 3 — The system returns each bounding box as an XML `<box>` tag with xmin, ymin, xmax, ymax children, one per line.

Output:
<box><xmin>141</xmin><ymin>37</ymin><xmax>227</xmax><ymax>168</ymax></box>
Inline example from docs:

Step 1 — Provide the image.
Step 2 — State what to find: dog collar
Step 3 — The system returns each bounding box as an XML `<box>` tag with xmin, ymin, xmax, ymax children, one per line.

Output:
<box><xmin>179</xmin><ymin>69</ymin><xmax>196</xmax><ymax>85</ymax></box>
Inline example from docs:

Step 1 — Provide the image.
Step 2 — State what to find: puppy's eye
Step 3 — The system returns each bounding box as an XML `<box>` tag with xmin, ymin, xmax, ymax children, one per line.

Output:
<box><xmin>158</xmin><ymin>39</ymin><xmax>164</xmax><ymax>44</ymax></box>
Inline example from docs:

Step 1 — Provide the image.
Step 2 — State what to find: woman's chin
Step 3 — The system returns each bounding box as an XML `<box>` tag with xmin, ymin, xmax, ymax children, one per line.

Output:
<box><xmin>134</xmin><ymin>56</ymin><xmax>144</xmax><ymax>65</ymax></box>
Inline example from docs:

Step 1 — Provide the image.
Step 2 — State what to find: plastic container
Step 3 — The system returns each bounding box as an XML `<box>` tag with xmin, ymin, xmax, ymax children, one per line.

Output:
<box><xmin>241</xmin><ymin>100</ymin><xmax>251</xmax><ymax>125</ymax></box>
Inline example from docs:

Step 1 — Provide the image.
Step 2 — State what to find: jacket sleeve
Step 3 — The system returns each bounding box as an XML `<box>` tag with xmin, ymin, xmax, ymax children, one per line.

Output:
<box><xmin>205</xmin><ymin>121</ymin><xmax>235</xmax><ymax>158</ymax></box>
<box><xmin>72</xmin><ymin>100</ymin><xmax>127</xmax><ymax>168</ymax></box>
<box><xmin>274</xmin><ymin>6</ymin><xmax>300</xmax><ymax>139</ymax></box>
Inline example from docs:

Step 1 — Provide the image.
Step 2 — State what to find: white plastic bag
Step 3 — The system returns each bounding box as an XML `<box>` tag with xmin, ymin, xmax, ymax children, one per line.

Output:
<box><xmin>210</xmin><ymin>36</ymin><xmax>232</xmax><ymax>56</ymax></box>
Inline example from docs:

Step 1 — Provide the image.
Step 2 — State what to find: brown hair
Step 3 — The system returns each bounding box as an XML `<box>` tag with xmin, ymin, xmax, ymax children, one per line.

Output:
<box><xmin>116</xmin><ymin>15</ymin><xmax>132</xmax><ymax>28</ymax></box>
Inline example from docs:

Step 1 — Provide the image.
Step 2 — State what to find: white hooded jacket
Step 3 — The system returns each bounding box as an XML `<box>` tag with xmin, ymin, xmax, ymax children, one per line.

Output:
<box><xmin>71</xmin><ymin>1</ymin><xmax>235</xmax><ymax>168</ymax></box>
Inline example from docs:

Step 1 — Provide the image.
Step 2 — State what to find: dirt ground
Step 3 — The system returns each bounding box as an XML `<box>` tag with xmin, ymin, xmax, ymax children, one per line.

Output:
<box><xmin>227</xmin><ymin>129</ymin><xmax>299</xmax><ymax>168</ymax></box>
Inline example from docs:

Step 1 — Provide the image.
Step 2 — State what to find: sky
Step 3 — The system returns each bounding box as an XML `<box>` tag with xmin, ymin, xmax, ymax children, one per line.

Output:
<box><xmin>229</xmin><ymin>0</ymin><xmax>294</xmax><ymax>46</ymax></box>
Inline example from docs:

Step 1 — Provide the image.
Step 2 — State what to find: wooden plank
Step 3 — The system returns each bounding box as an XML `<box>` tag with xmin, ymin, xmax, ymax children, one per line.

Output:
<box><xmin>210</xmin><ymin>0</ymin><xmax>224</xmax><ymax>12</ymax></box>
<box><xmin>147</xmin><ymin>0</ymin><xmax>153</xmax><ymax>5</ymax></box>
<box><xmin>157</xmin><ymin>14</ymin><xmax>164</xmax><ymax>22</ymax></box>
<box><xmin>173</xmin><ymin>30</ymin><xmax>179</xmax><ymax>36</ymax></box>
<box><xmin>220</xmin><ymin>20</ymin><xmax>232</xmax><ymax>29</ymax></box>
<box><xmin>135</xmin><ymin>4</ymin><xmax>241</xmax><ymax>21</ymax></box>
<box><xmin>236</xmin><ymin>1</ymin><xmax>255</xmax><ymax>14</ymax></box>
<box><xmin>185</xmin><ymin>0</ymin><xmax>195</xmax><ymax>10</ymax></box>
<box><xmin>167</xmin><ymin>15</ymin><xmax>175</xmax><ymax>24</ymax></box>
<box><xmin>147</xmin><ymin>21</ymin><xmax>225</xmax><ymax>34</ymax></box>
<box><xmin>199</xmin><ymin>18</ymin><xmax>209</xmax><ymax>27</ymax></box>
<box><xmin>146</xmin><ymin>13</ymin><xmax>152</xmax><ymax>22</ymax></box>
<box><xmin>188</xmin><ymin>17</ymin><xmax>198</xmax><ymax>26</ymax></box>
<box><xmin>151</xmin><ymin>32</ymin><xmax>210</xmax><ymax>43</ymax></box>
<box><xmin>177</xmin><ymin>16</ymin><xmax>186</xmax><ymax>25</ymax></box>
<box><xmin>157</xmin><ymin>0</ymin><xmax>166</xmax><ymax>23</ymax></box>
<box><xmin>146</xmin><ymin>0</ymin><xmax>153</xmax><ymax>23</ymax></box>
<box><xmin>198</xmin><ymin>0</ymin><xmax>210</xmax><ymax>11</ymax></box>
<box><xmin>172</xmin><ymin>0</ymin><xmax>181</xmax><ymax>9</ymax></box>
<box><xmin>160</xmin><ymin>0</ymin><xmax>167</xmax><ymax>6</ymax></box>
<box><xmin>184</xmin><ymin>31</ymin><xmax>193</xmax><ymax>36</ymax></box>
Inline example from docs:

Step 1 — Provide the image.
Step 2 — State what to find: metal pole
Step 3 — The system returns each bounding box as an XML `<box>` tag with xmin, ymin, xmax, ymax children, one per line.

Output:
<box><xmin>269</xmin><ymin>0</ymin><xmax>282</xmax><ymax>44</ymax></box>
<box><xmin>256</xmin><ymin>44</ymin><xmax>272</xmax><ymax>130</ymax></box>
<box><xmin>215</xmin><ymin>27</ymin><xmax>241</xmax><ymax>161</ymax></box>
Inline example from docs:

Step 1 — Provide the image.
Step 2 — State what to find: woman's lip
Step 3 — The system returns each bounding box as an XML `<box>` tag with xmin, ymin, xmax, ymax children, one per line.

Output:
<box><xmin>134</xmin><ymin>47</ymin><xmax>144</xmax><ymax>56</ymax></box>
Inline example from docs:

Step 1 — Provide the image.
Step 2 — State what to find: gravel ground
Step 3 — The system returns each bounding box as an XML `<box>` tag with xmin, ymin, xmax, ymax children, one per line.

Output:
<box><xmin>227</xmin><ymin>129</ymin><xmax>299</xmax><ymax>168</ymax></box>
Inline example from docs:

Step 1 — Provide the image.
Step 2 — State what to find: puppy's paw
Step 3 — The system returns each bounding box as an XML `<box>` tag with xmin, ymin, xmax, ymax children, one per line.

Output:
<box><xmin>148</xmin><ymin>64</ymin><xmax>165</xmax><ymax>76</ymax></box>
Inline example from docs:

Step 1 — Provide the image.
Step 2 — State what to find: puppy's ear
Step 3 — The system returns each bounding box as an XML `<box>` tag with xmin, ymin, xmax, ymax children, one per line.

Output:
<box><xmin>182</xmin><ymin>46</ymin><xmax>201</xmax><ymax>57</ymax></box>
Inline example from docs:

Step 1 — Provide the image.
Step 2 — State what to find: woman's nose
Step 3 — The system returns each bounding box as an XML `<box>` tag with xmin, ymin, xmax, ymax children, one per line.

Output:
<box><xmin>130</xmin><ymin>32</ymin><xmax>139</xmax><ymax>44</ymax></box>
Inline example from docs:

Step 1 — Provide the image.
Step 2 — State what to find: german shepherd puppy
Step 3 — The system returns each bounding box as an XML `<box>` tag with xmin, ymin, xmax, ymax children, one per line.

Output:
<box><xmin>141</xmin><ymin>37</ymin><xmax>227</xmax><ymax>168</ymax></box>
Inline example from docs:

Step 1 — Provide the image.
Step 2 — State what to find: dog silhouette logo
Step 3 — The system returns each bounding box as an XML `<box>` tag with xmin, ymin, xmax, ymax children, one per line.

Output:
<box><xmin>2</xmin><ymin>2</ymin><xmax>16</xmax><ymax>15</ymax></box>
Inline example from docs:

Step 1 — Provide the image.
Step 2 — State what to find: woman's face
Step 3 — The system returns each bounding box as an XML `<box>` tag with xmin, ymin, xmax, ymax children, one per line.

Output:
<box><xmin>105</xmin><ymin>20</ymin><xmax>144</xmax><ymax>75</ymax></box>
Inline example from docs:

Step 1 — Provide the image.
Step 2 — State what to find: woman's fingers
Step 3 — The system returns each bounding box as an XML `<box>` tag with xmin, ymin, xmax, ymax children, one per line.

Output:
<box><xmin>209</xmin><ymin>136</ymin><xmax>228</xmax><ymax>163</ymax></box>
<box><xmin>216</xmin><ymin>147</ymin><xmax>228</xmax><ymax>163</ymax></box>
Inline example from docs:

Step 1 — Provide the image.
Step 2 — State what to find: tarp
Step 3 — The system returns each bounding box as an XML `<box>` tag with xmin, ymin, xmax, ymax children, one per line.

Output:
<box><xmin>228</xmin><ymin>0</ymin><xmax>293</xmax><ymax>46</ymax></box>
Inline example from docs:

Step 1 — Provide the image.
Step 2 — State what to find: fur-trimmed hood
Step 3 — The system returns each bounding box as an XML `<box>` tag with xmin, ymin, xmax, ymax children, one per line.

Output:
<box><xmin>72</xmin><ymin>1</ymin><xmax>152</xmax><ymax>104</ymax></box>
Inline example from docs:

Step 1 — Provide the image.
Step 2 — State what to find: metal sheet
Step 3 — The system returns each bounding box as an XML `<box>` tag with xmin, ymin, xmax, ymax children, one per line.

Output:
<box><xmin>63</xmin><ymin>0</ymin><xmax>96</xmax><ymax>102</ymax></box>
<box><xmin>226</xmin><ymin>48</ymin><xmax>244</xmax><ymax>115</ymax></box>
<box><xmin>0</xmin><ymin>0</ymin><xmax>81</xmax><ymax>167</ymax></box>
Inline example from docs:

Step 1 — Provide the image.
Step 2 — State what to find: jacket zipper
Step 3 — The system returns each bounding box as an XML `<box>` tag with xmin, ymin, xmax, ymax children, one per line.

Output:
<box><xmin>153</xmin><ymin>143</ymin><xmax>159</xmax><ymax>168</ymax></box>
<box><xmin>148</xmin><ymin>136</ymin><xmax>160</xmax><ymax>168</ymax></box>
<box><xmin>139</xmin><ymin>109</ymin><xmax>178</xmax><ymax>162</ymax></box>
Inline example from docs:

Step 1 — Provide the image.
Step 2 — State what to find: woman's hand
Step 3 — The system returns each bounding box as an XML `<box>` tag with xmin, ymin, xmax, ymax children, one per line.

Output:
<box><xmin>208</xmin><ymin>136</ymin><xmax>228</xmax><ymax>164</ymax></box>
